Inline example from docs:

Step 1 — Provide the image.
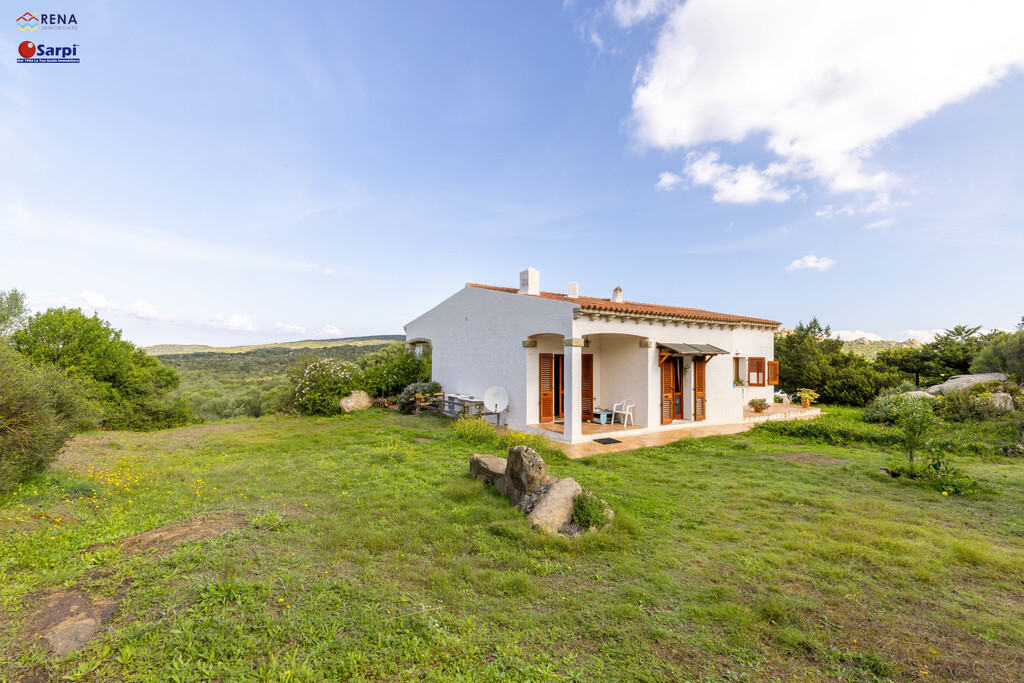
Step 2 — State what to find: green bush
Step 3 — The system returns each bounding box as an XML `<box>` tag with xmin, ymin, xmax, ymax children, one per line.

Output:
<box><xmin>294</xmin><ymin>359</ymin><xmax>361</xmax><ymax>416</ymax></box>
<box><xmin>863</xmin><ymin>386</ymin><xmax>914</xmax><ymax>424</ymax></box>
<box><xmin>884</xmin><ymin>457</ymin><xmax>993</xmax><ymax>496</ymax></box>
<box><xmin>357</xmin><ymin>344</ymin><xmax>431</xmax><ymax>399</ymax></box>
<box><xmin>894</xmin><ymin>397</ymin><xmax>937</xmax><ymax>463</ymax></box>
<box><xmin>496</xmin><ymin>429</ymin><xmax>550</xmax><ymax>453</ymax></box>
<box><xmin>751</xmin><ymin>411</ymin><xmax>903</xmax><ymax>449</ymax></box>
<box><xmin>397</xmin><ymin>381</ymin><xmax>442</xmax><ymax>415</ymax></box>
<box><xmin>934</xmin><ymin>384</ymin><xmax>1016</xmax><ymax>423</ymax></box>
<box><xmin>12</xmin><ymin>307</ymin><xmax>184</xmax><ymax>430</ymax></box>
<box><xmin>1</xmin><ymin>347</ymin><xmax>98</xmax><ymax>493</ymax></box>
<box><xmin>572</xmin><ymin>492</ymin><xmax>606</xmax><ymax>528</ymax></box>
<box><xmin>449</xmin><ymin>415</ymin><xmax>497</xmax><ymax>444</ymax></box>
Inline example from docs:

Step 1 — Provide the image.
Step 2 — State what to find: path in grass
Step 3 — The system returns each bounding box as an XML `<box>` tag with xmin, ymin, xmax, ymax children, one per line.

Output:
<box><xmin>2</xmin><ymin>410</ymin><xmax>1023</xmax><ymax>682</ymax></box>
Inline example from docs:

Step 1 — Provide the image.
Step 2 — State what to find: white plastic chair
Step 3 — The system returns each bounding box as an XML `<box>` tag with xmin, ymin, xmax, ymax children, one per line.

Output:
<box><xmin>611</xmin><ymin>400</ymin><xmax>635</xmax><ymax>426</ymax></box>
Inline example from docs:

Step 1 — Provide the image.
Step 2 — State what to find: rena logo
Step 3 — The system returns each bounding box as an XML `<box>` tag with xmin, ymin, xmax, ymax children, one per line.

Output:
<box><xmin>18</xmin><ymin>41</ymin><xmax>35</xmax><ymax>59</ymax></box>
<box><xmin>16</xmin><ymin>12</ymin><xmax>39</xmax><ymax>31</ymax></box>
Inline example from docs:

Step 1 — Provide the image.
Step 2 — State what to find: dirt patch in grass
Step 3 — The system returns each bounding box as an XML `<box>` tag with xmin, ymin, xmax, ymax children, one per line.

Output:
<box><xmin>56</xmin><ymin>423</ymin><xmax>251</xmax><ymax>467</ymax></box>
<box><xmin>121</xmin><ymin>512</ymin><xmax>248</xmax><ymax>556</ymax></box>
<box><xmin>764</xmin><ymin>452</ymin><xmax>848</xmax><ymax>465</ymax></box>
<box><xmin>23</xmin><ymin>589</ymin><xmax>122</xmax><ymax>657</ymax></box>
<box><xmin>415</xmin><ymin>437</ymin><xmax>435</xmax><ymax>443</ymax></box>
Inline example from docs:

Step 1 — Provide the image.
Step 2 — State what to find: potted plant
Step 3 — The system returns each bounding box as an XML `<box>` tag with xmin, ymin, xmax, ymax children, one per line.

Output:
<box><xmin>796</xmin><ymin>388</ymin><xmax>820</xmax><ymax>408</ymax></box>
<box><xmin>733</xmin><ymin>378</ymin><xmax>747</xmax><ymax>387</ymax></box>
<box><xmin>748</xmin><ymin>398</ymin><xmax>769</xmax><ymax>413</ymax></box>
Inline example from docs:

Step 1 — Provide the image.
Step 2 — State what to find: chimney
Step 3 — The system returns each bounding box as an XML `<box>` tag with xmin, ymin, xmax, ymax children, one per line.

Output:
<box><xmin>567</xmin><ymin>282</ymin><xmax>578</xmax><ymax>298</ymax></box>
<box><xmin>612</xmin><ymin>286</ymin><xmax>623</xmax><ymax>302</ymax></box>
<box><xmin>518</xmin><ymin>267</ymin><xmax>539</xmax><ymax>295</ymax></box>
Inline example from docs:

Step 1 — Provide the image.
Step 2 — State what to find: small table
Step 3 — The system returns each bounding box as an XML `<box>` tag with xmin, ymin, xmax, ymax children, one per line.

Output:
<box><xmin>593</xmin><ymin>409</ymin><xmax>613</xmax><ymax>424</ymax></box>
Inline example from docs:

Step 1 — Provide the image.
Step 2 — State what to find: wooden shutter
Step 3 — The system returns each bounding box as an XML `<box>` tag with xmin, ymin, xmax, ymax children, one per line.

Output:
<box><xmin>581</xmin><ymin>354</ymin><xmax>594</xmax><ymax>421</ymax></box>
<box><xmin>767</xmin><ymin>361</ymin><xmax>779</xmax><ymax>386</ymax></box>
<box><xmin>693</xmin><ymin>357</ymin><xmax>707</xmax><ymax>421</ymax></box>
<box><xmin>539</xmin><ymin>353</ymin><xmax>554</xmax><ymax>423</ymax></box>
<box><xmin>661</xmin><ymin>360</ymin><xmax>674</xmax><ymax>425</ymax></box>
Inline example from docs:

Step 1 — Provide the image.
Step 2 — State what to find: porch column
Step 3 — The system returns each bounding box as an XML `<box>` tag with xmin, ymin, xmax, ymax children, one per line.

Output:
<box><xmin>563</xmin><ymin>337</ymin><xmax>584</xmax><ymax>443</ymax></box>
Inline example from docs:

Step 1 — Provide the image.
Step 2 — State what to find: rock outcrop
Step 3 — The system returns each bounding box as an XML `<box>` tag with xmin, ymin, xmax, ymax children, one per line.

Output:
<box><xmin>925</xmin><ymin>373</ymin><xmax>1007</xmax><ymax>396</ymax></box>
<box><xmin>339</xmin><ymin>390</ymin><xmax>374</xmax><ymax>413</ymax></box>
<box><xmin>469</xmin><ymin>446</ymin><xmax>608</xmax><ymax>536</ymax></box>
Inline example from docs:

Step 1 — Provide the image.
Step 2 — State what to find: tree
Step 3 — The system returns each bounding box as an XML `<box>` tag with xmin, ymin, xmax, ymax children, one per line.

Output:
<box><xmin>895</xmin><ymin>397</ymin><xmax>937</xmax><ymax>464</ymax></box>
<box><xmin>971</xmin><ymin>330</ymin><xmax>1024</xmax><ymax>380</ymax></box>
<box><xmin>920</xmin><ymin>325</ymin><xmax>982</xmax><ymax>383</ymax></box>
<box><xmin>0</xmin><ymin>288</ymin><xmax>29</xmax><ymax>338</ymax></box>
<box><xmin>775</xmin><ymin>318</ymin><xmax>901</xmax><ymax>405</ymax></box>
<box><xmin>875</xmin><ymin>347</ymin><xmax>926</xmax><ymax>386</ymax></box>
<box><xmin>12</xmin><ymin>307</ymin><xmax>184</xmax><ymax>429</ymax></box>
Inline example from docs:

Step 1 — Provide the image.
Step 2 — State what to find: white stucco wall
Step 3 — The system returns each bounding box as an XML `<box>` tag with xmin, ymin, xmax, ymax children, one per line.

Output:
<box><xmin>403</xmin><ymin>287</ymin><xmax>574</xmax><ymax>428</ymax></box>
<box><xmin>573</xmin><ymin>317</ymin><xmax>775</xmax><ymax>427</ymax></box>
<box><xmin>405</xmin><ymin>285</ymin><xmax>777</xmax><ymax>439</ymax></box>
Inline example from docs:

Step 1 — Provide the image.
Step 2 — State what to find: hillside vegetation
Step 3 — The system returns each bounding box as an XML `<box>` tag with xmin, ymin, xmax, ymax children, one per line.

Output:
<box><xmin>145</xmin><ymin>335</ymin><xmax>405</xmax><ymax>357</ymax></box>
<box><xmin>2</xmin><ymin>409</ymin><xmax>1023</xmax><ymax>681</ymax></box>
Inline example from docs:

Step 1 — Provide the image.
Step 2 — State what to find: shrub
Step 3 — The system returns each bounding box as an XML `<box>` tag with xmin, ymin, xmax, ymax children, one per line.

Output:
<box><xmin>449</xmin><ymin>415</ymin><xmax>497</xmax><ymax>444</ymax></box>
<box><xmin>357</xmin><ymin>344</ymin><xmax>431</xmax><ymax>398</ymax></box>
<box><xmin>935</xmin><ymin>388</ymin><xmax>1006</xmax><ymax>423</ymax></box>
<box><xmin>863</xmin><ymin>387</ymin><xmax>911</xmax><ymax>424</ymax></box>
<box><xmin>496</xmin><ymin>429</ymin><xmax>550</xmax><ymax>453</ymax></box>
<box><xmin>748</xmin><ymin>398</ymin><xmax>768</xmax><ymax>412</ymax></box>
<box><xmin>572</xmin><ymin>492</ymin><xmax>606</xmax><ymax>528</ymax></box>
<box><xmin>895</xmin><ymin>397</ymin><xmax>937</xmax><ymax>463</ymax></box>
<box><xmin>884</xmin><ymin>457</ymin><xmax>993</xmax><ymax>496</ymax></box>
<box><xmin>12</xmin><ymin>307</ymin><xmax>183</xmax><ymax>430</ymax></box>
<box><xmin>1</xmin><ymin>347</ymin><xmax>98</xmax><ymax>493</ymax></box>
<box><xmin>294</xmin><ymin>359</ymin><xmax>361</xmax><ymax>416</ymax></box>
<box><xmin>397</xmin><ymin>381</ymin><xmax>441</xmax><ymax>415</ymax></box>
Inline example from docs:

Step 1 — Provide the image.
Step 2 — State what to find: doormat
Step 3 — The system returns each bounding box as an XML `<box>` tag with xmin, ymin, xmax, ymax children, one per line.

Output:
<box><xmin>594</xmin><ymin>438</ymin><xmax>621</xmax><ymax>445</ymax></box>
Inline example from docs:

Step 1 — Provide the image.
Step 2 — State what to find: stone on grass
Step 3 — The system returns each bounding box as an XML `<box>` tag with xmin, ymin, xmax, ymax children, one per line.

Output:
<box><xmin>470</xmin><ymin>454</ymin><xmax>506</xmax><ymax>491</ymax></box>
<box><xmin>992</xmin><ymin>393</ymin><xmax>1014</xmax><ymax>413</ymax></box>
<box><xmin>925</xmin><ymin>373</ymin><xmax>1006</xmax><ymax>396</ymax></box>
<box><xmin>903</xmin><ymin>391</ymin><xmax>935</xmax><ymax>400</ymax></box>
<box><xmin>505</xmin><ymin>445</ymin><xmax>548</xmax><ymax>506</ymax></box>
<box><xmin>339</xmin><ymin>390</ymin><xmax>374</xmax><ymax>413</ymax></box>
<box><xmin>526</xmin><ymin>477</ymin><xmax>581</xmax><ymax>535</ymax></box>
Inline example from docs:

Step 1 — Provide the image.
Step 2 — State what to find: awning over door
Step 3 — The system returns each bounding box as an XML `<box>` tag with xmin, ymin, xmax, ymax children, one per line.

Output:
<box><xmin>658</xmin><ymin>342</ymin><xmax>729</xmax><ymax>356</ymax></box>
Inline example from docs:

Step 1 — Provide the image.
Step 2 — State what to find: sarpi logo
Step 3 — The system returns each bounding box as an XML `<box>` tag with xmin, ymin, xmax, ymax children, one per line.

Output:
<box><xmin>16</xmin><ymin>12</ymin><xmax>39</xmax><ymax>31</ymax></box>
<box><xmin>17</xmin><ymin>40</ymin><xmax>79</xmax><ymax>63</ymax></box>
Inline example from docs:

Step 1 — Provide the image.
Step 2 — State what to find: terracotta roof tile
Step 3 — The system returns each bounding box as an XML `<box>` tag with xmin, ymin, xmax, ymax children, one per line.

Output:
<box><xmin>466</xmin><ymin>283</ymin><xmax>780</xmax><ymax>327</ymax></box>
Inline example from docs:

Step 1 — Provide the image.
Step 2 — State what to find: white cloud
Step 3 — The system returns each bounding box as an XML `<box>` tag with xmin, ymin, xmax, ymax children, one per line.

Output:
<box><xmin>865</xmin><ymin>218</ymin><xmax>895</xmax><ymax>230</ymax></box>
<box><xmin>612</xmin><ymin>0</ymin><xmax>675</xmax><ymax>28</ymax></box>
<box><xmin>835</xmin><ymin>330</ymin><xmax>883</xmax><ymax>342</ymax></box>
<box><xmin>629</xmin><ymin>0</ymin><xmax>1024</xmax><ymax>202</ymax></box>
<box><xmin>274</xmin><ymin>322</ymin><xmax>307</xmax><ymax>335</ymax></box>
<box><xmin>317</xmin><ymin>324</ymin><xmax>344</xmax><ymax>339</ymax></box>
<box><xmin>197</xmin><ymin>314</ymin><xmax>258</xmax><ymax>332</ymax></box>
<box><xmin>786</xmin><ymin>255</ymin><xmax>836</xmax><ymax>272</ymax></box>
<box><xmin>682</xmin><ymin>151</ymin><xmax>793</xmax><ymax>203</ymax></box>
<box><xmin>79</xmin><ymin>290</ymin><xmax>258</xmax><ymax>332</ymax></box>
<box><xmin>81</xmin><ymin>290</ymin><xmax>167</xmax><ymax>321</ymax></box>
<box><xmin>323</xmin><ymin>267</ymin><xmax>336</xmax><ymax>276</ymax></box>
<box><xmin>589</xmin><ymin>30</ymin><xmax>604</xmax><ymax>50</ymax></box>
<box><xmin>815</xmin><ymin>204</ymin><xmax>855</xmax><ymax>220</ymax></box>
<box><xmin>655</xmin><ymin>171</ymin><xmax>684</xmax><ymax>191</ymax></box>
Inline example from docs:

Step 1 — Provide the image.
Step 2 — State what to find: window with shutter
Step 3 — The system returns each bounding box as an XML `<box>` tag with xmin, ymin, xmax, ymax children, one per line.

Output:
<box><xmin>748</xmin><ymin>357</ymin><xmax>766</xmax><ymax>387</ymax></box>
<box><xmin>767</xmin><ymin>361</ymin><xmax>779</xmax><ymax>386</ymax></box>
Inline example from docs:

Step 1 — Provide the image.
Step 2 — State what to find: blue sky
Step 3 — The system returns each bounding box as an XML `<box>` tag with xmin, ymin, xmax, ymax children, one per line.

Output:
<box><xmin>3</xmin><ymin>1</ymin><xmax>1023</xmax><ymax>347</ymax></box>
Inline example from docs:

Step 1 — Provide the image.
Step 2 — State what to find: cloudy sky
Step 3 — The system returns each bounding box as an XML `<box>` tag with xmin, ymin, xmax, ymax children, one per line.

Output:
<box><xmin>3</xmin><ymin>1</ymin><xmax>1023</xmax><ymax>346</ymax></box>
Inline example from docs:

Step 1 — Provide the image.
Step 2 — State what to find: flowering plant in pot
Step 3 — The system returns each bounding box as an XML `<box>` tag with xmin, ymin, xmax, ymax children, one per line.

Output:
<box><xmin>748</xmin><ymin>398</ymin><xmax>769</xmax><ymax>413</ymax></box>
<box><xmin>796</xmin><ymin>388</ymin><xmax>820</xmax><ymax>408</ymax></box>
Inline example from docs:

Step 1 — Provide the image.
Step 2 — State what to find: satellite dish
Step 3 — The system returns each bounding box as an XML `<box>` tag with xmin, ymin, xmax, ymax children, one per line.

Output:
<box><xmin>483</xmin><ymin>386</ymin><xmax>509</xmax><ymax>413</ymax></box>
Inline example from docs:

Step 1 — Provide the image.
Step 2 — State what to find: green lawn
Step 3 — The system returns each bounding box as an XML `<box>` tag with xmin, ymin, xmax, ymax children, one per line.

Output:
<box><xmin>2</xmin><ymin>410</ymin><xmax>1023</xmax><ymax>682</ymax></box>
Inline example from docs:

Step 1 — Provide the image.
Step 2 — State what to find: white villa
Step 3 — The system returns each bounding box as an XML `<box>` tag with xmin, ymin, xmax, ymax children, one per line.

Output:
<box><xmin>404</xmin><ymin>268</ymin><xmax>781</xmax><ymax>444</ymax></box>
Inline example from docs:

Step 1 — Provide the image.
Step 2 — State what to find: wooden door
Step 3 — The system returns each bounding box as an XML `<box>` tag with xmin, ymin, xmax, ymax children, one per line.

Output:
<box><xmin>581</xmin><ymin>354</ymin><xmax>594</xmax><ymax>422</ymax></box>
<box><xmin>672</xmin><ymin>359</ymin><xmax>685</xmax><ymax>420</ymax></box>
<box><xmin>661</xmin><ymin>359</ymin><xmax>674</xmax><ymax>425</ymax></box>
<box><xmin>693</xmin><ymin>357</ymin><xmax>707</xmax><ymax>421</ymax></box>
<box><xmin>539</xmin><ymin>353</ymin><xmax>554</xmax><ymax>423</ymax></box>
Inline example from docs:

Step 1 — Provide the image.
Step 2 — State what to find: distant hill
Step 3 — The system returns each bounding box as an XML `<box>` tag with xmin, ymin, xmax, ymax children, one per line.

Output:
<box><xmin>775</xmin><ymin>328</ymin><xmax>923</xmax><ymax>360</ymax></box>
<box><xmin>145</xmin><ymin>334</ymin><xmax>405</xmax><ymax>356</ymax></box>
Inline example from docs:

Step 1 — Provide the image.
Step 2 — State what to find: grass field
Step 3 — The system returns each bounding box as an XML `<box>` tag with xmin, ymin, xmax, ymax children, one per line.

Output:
<box><xmin>145</xmin><ymin>335</ymin><xmax>404</xmax><ymax>357</ymax></box>
<box><xmin>2</xmin><ymin>410</ymin><xmax>1023</xmax><ymax>682</ymax></box>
